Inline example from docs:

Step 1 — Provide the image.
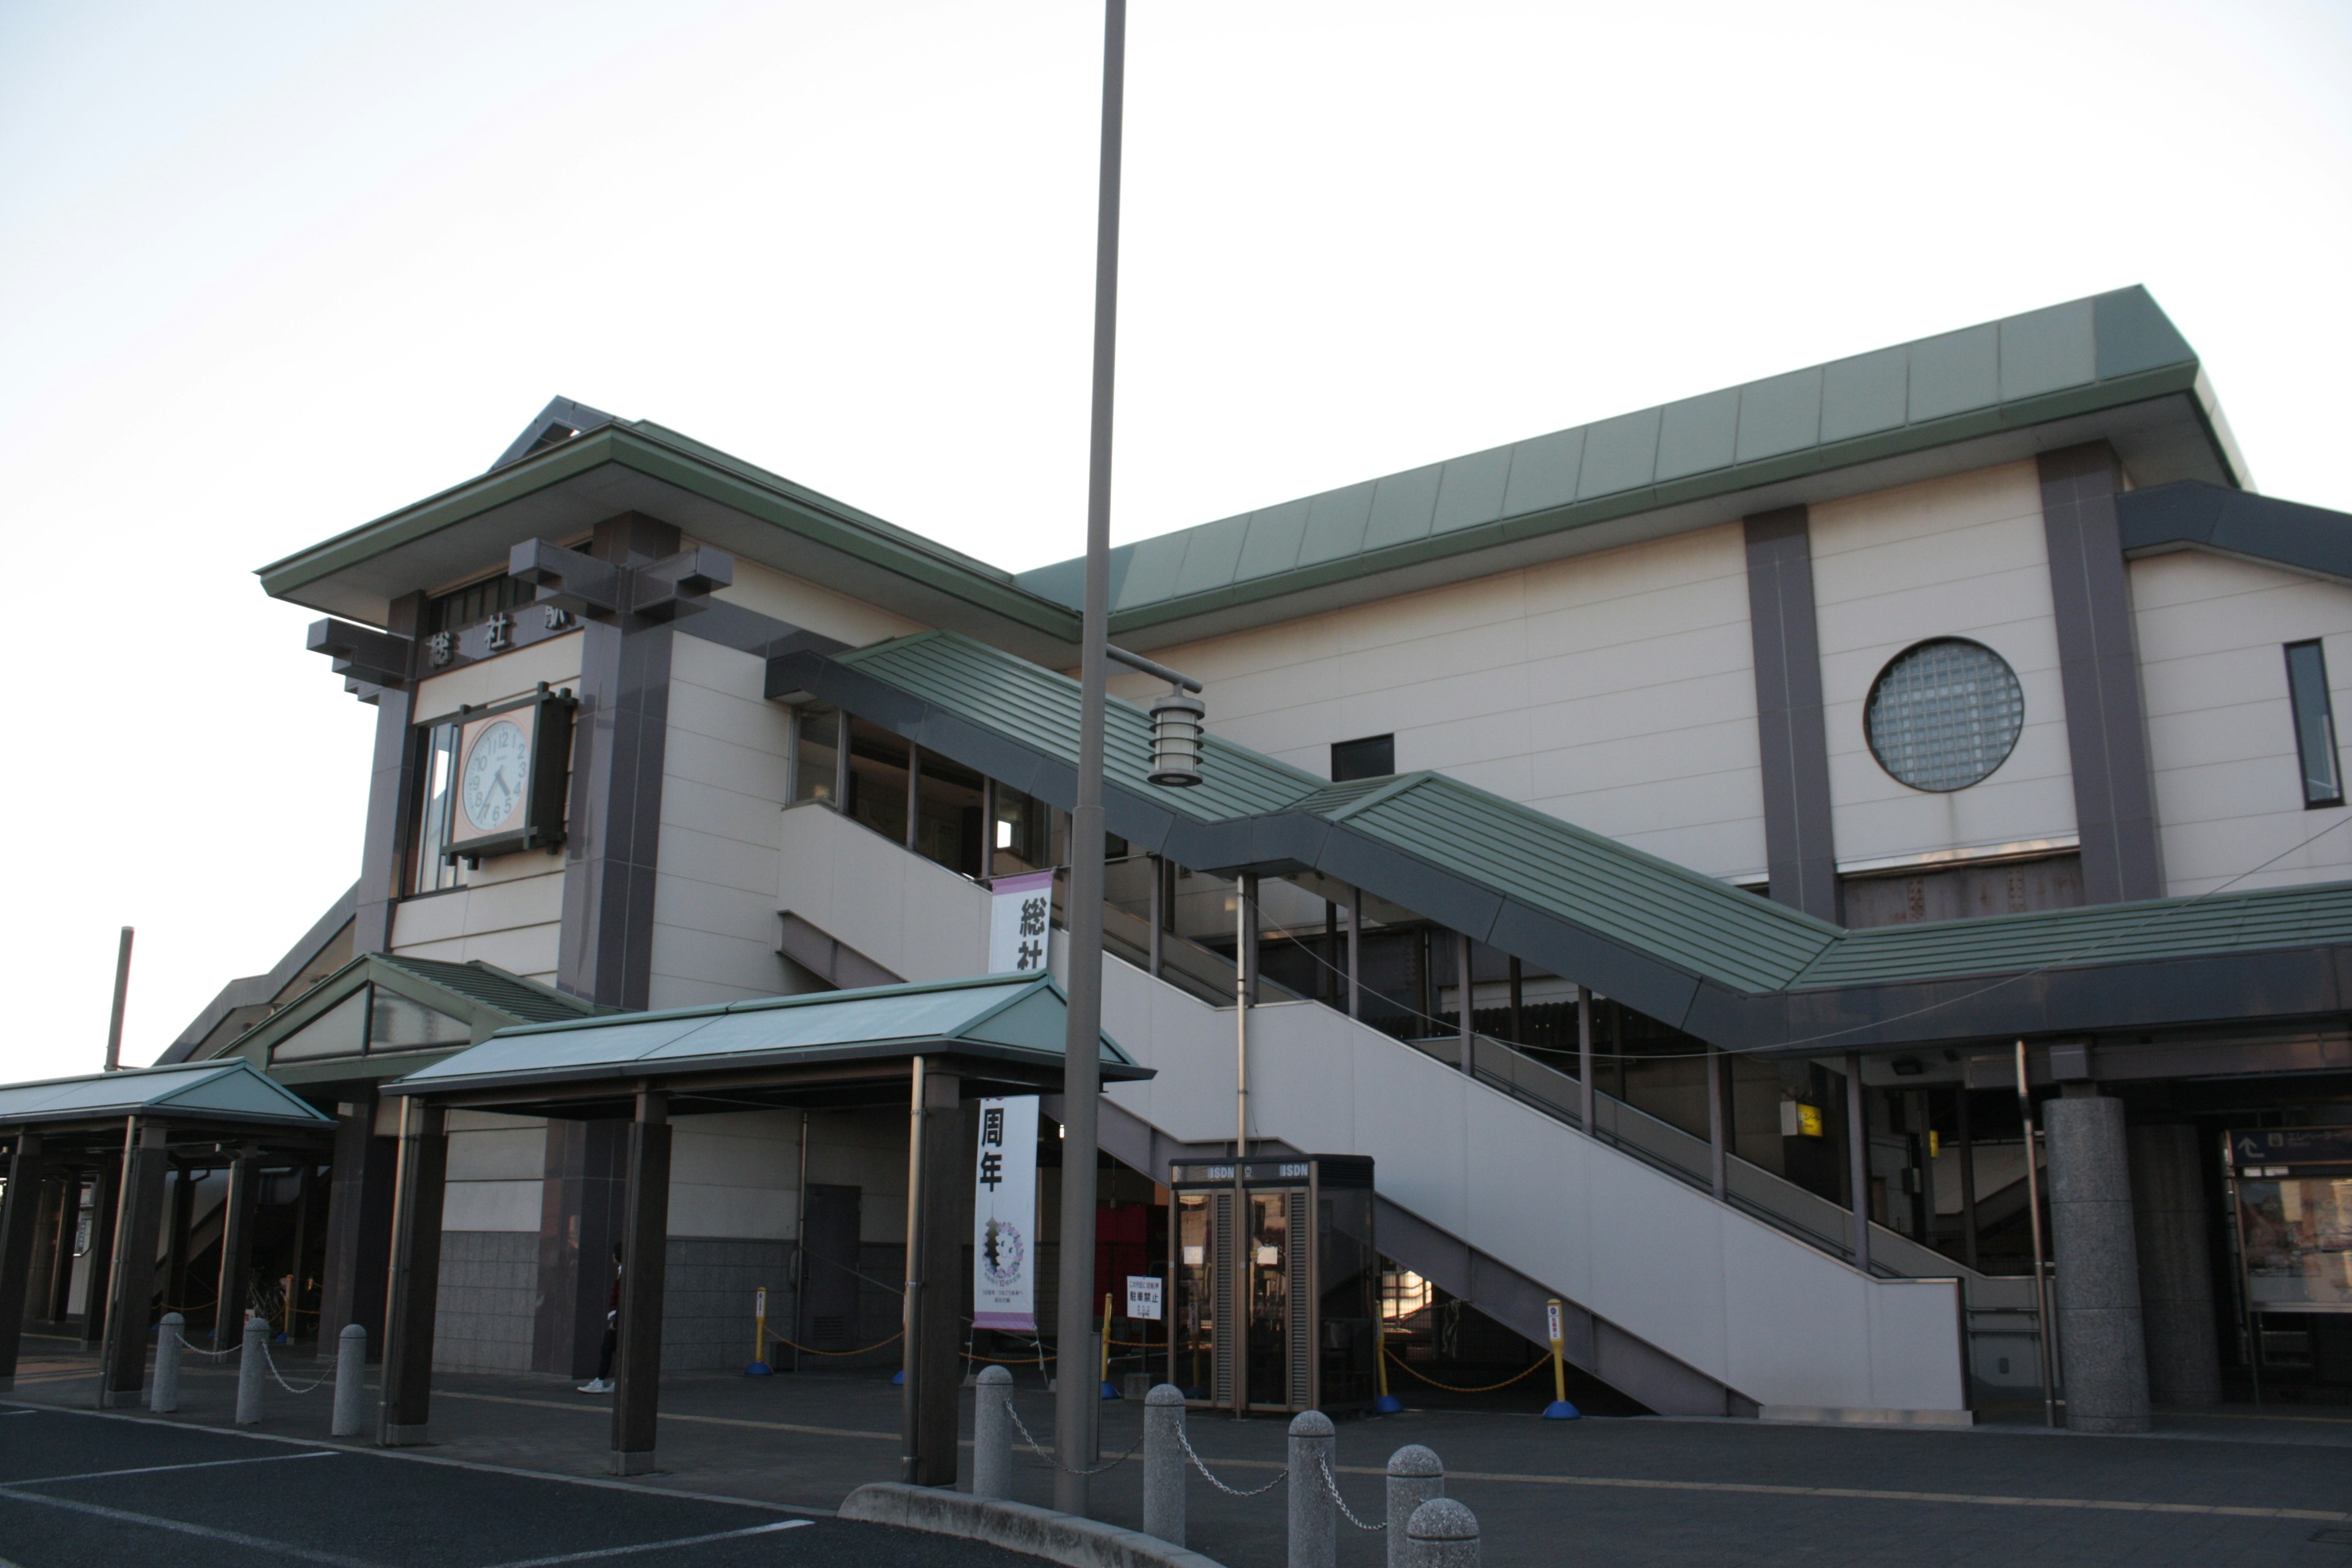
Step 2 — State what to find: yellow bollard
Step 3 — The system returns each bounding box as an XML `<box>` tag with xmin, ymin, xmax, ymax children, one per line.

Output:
<box><xmin>1374</xmin><ymin>1306</ymin><xmax>1401</xmax><ymax>1412</ymax></box>
<box><xmin>748</xmin><ymin>1285</ymin><xmax>772</xmax><ymax>1375</ymax></box>
<box><xmin>1542</xmin><ymin>1298</ymin><xmax>1578</xmax><ymax>1419</ymax></box>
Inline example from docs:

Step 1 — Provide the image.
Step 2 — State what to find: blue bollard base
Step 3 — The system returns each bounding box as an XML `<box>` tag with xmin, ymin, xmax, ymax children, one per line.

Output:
<box><xmin>745</xmin><ymin>1361</ymin><xmax>772</xmax><ymax>1376</ymax></box>
<box><xmin>1542</xmin><ymin>1399</ymin><xmax>1581</xmax><ymax>1420</ymax></box>
<box><xmin>1374</xmin><ymin>1393</ymin><xmax>1404</xmax><ymax>1414</ymax></box>
<box><xmin>1099</xmin><ymin>1381</ymin><xmax>1120</xmax><ymax>1400</ymax></box>
<box><xmin>891</xmin><ymin>1370</ymin><xmax>905</xmax><ymax>1385</ymax></box>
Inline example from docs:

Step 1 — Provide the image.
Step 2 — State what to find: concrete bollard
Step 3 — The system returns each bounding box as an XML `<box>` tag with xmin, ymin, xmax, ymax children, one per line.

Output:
<box><xmin>151</xmin><ymin>1313</ymin><xmax>184</xmax><ymax>1413</ymax></box>
<box><xmin>1287</xmin><ymin>1409</ymin><xmax>1335</xmax><ymax>1568</ymax></box>
<box><xmin>331</xmin><ymin>1325</ymin><xmax>368</xmax><ymax>1438</ymax></box>
<box><xmin>1408</xmin><ymin>1498</ymin><xmax>1479</xmax><ymax>1568</ymax></box>
<box><xmin>235</xmin><ymin>1314</ymin><xmax>266</xmax><ymax>1427</ymax></box>
<box><xmin>1386</xmin><ymin>1444</ymin><xmax>1444</xmax><ymax>1568</ymax></box>
<box><xmin>971</xmin><ymin>1365</ymin><xmax>1014</xmax><ymax>1501</ymax></box>
<box><xmin>1143</xmin><ymin>1384</ymin><xmax>1187</xmax><ymax>1547</ymax></box>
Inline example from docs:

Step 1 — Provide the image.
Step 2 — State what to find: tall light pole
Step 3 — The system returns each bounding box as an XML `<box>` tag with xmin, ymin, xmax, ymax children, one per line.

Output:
<box><xmin>1055</xmin><ymin>0</ymin><xmax>1126</xmax><ymax>1518</ymax></box>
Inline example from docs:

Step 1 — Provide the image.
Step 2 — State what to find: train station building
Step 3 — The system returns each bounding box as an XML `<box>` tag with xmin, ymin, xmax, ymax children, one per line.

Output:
<box><xmin>5</xmin><ymin>286</ymin><xmax>2351</xmax><ymax>1466</ymax></box>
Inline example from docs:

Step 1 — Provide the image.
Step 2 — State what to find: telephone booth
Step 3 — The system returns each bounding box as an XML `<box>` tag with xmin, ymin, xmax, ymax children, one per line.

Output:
<box><xmin>1167</xmin><ymin>1155</ymin><xmax>1377</xmax><ymax>1415</ymax></box>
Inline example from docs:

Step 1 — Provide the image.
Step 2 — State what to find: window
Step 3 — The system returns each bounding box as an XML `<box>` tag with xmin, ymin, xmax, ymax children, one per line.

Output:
<box><xmin>409</xmin><ymin>722</ymin><xmax>462</xmax><ymax>893</ymax></box>
<box><xmin>791</xmin><ymin>707</ymin><xmax>840</xmax><ymax>805</ymax></box>
<box><xmin>844</xmin><ymin>717</ymin><xmax>910</xmax><ymax>843</ymax></box>
<box><xmin>2286</xmin><ymin>641</ymin><xmax>2344</xmax><ymax>808</ymax></box>
<box><xmin>1330</xmin><ymin>734</ymin><xmax>1395</xmax><ymax>783</ymax></box>
<box><xmin>1863</xmin><ymin>639</ymin><xmax>2023</xmax><ymax>793</ymax></box>
<box><xmin>427</xmin><ymin>573</ymin><xmax>533</xmax><ymax>637</ymax></box>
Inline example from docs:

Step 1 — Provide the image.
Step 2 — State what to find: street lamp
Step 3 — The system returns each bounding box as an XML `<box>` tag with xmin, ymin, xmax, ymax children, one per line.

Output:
<box><xmin>1109</xmin><ymin>644</ymin><xmax>1205</xmax><ymax>789</ymax></box>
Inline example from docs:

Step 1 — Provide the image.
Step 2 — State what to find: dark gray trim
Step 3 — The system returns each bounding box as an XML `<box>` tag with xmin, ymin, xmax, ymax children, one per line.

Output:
<box><xmin>2039</xmin><ymin>445</ymin><xmax>2163</xmax><ymax>904</ymax></box>
<box><xmin>767</xmin><ymin>646</ymin><xmax>2352</xmax><ymax>1057</ymax></box>
<box><xmin>1743</xmin><ymin>506</ymin><xmax>1840</xmax><ymax>922</ymax></box>
<box><xmin>2117</xmin><ymin>481</ymin><xmax>2352</xmax><ymax>585</ymax></box>
<box><xmin>356</xmin><ymin>592</ymin><xmax>429</xmax><ymax>952</ymax></box>
<box><xmin>491</xmin><ymin>396</ymin><xmax>617</xmax><ymax>472</ymax></box>
<box><xmin>161</xmin><ymin>885</ymin><xmax>358</xmax><ymax>1064</ymax></box>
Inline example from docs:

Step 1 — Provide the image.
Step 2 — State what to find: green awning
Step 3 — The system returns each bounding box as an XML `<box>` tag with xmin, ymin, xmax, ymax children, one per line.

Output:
<box><xmin>0</xmin><ymin>1060</ymin><xmax>335</xmax><ymax>1132</ymax></box>
<box><xmin>385</xmin><ymin>971</ymin><xmax>1148</xmax><ymax>1102</ymax></box>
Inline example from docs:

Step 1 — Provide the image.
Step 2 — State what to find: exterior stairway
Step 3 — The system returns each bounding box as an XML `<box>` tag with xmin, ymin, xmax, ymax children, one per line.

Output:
<box><xmin>778</xmin><ymin>800</ymin><xmax>1978</xmax><ymax>1419</ymax></box>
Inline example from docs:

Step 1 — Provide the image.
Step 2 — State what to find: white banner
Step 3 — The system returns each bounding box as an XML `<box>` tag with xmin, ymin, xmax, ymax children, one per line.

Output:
<box><xmin>972</xmin><ymin>1096</ymin><xmax>1040</xmax><ymax>1332</ymax></box>
<box><xmin>989</xmin><ymin>871</ymin><xmax>1055</xmax><ymax>974</ymax></box>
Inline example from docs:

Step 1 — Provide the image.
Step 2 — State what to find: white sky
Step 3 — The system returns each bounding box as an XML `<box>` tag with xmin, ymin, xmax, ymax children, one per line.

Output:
<box><xmin>0</xmin><ymin>0</ymin><xmax>2346</xmax><ymax>1082</ymax></box>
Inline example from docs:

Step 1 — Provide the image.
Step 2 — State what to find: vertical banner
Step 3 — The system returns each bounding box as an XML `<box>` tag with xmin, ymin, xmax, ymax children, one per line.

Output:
<box><xmin>973</xmin><ymin>1096</ymin><xmax>1041</xmax><ymax>1332</ymax></box>
<box><xmin>989</xmin><ymin>871</ymin><xmax>1057</xmax><ymax>974</ymax></box>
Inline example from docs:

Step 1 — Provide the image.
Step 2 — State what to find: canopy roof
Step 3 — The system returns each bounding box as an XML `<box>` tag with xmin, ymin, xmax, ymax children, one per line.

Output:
<box><xmin>385</xmin><ymin>971</ymin><xmax>1147</xmax><ymax>1110</ymax></box>
<box><xmin>0</xmin><ymin>1060</ymin><xmax>334</xmax><ymax>1133</ymax></box>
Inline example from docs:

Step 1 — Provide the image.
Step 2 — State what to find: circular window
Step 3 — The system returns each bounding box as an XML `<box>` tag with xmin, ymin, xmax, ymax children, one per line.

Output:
<box><xmin>1864</xmin><ymin>639</ymin><xmax>2024</xmax><ymax>792</ymax></box>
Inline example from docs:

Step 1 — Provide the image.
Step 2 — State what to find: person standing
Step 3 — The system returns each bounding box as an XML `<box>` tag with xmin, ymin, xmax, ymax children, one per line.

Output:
<box><xmin>578</xmin><ymin>1244</ymin><xmax>622</xmax><ymax>1394</ymax></box>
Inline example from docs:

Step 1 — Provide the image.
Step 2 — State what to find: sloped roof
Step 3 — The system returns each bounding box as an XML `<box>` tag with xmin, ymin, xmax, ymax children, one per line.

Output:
<box><xmin>1016</xmin><ymin>287</ymin><xmax>2245</xmax><ymax>634</ymax></box>
<box><xmin>385</xmin><ymin>971</ymin><xmax>1145</xmax><ymax>1099</ymax></box>
<box><xmin>773</xmin><ymin>629</ymin><xmax>2352</xmax><ymax>1050</ymax></box>
<box><xmin>2118</xmin><ymin>481</ymin><xmax>2352</xmax><ymax>586</ymax></box>
<box><xmin>0</xmin><ymin>1060</ymin><xmax>334</xmax><ymax>1130</ymax></box>
<box><xmin>213</xmin><ymin>951</ymin><xmax>600</xmax><ymax>1082</ymax></box>
<box><xmin>372</xmin><ymin>954</ymin><xmax>595</xmax><ymax>1025</ymax></box>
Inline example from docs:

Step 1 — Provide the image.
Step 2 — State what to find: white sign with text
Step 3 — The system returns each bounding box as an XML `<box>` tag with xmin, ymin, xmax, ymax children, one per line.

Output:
<box><xmin>988</xmin><ymin>871</ymin><xmax>1056</xmax><ymax>975</ymax></box>
<box><xmin>972</xmin><ymin>1096</ymin><xmax>1040</xmax><ymax>1332</ymax></box>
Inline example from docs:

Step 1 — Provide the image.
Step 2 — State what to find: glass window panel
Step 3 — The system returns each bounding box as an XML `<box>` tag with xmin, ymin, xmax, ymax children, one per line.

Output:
<box><xmin>1864</xmin><ymin>639</ymin><xmax>2024</xmax><ymax>793</ymax></box>
<box><xmin>1330</xmin><ymin>734</ymin><xmax>1395</xmax><ymax>782</ymax></box>
<box><xmin>912</xmin><ymin>747</ymin><xmax>985</xmax><ymax>877</ymax></box>
<box><xmin>843</xmin><ymin>717</ymin><xmax>910</xmax><ymax>844</ymax></box>
<box><xmin>410</xmin><ymin>724</ymin><xmax>461</xmax><ymax>894</ymax></box>
<box><xmin>991</xmin><ymin>783</ymin><xmax>1054</xmax><ymax>877</ymax></box>
<box><xmin>793</xmin><ymin>707</ymin><xmax>840</xmax><ymax>807</ymax></box>
<box><xmin>2286</xmin><ymin>641</ymin><xmax>2343</xmax><ymax>807</ymax></box>
<box><xmin>368</xmin><ymin>990</ymin><xmax>473</xmax><ymax>1053</ymax></box>
<box><xmin>272</xmin><ymin>988</ymin><xmax>368</xmax><ymax>1062</ymax></box>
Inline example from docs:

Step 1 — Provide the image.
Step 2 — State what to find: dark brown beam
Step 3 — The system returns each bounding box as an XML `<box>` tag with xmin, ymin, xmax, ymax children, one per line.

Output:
<box><xmin>98</xmin><ymin>1121</ymin><xmax>169</xmax><ymax>1408</ymax></box>
<box><xmin>318</xmin><ymin>1093</ymin><xmax>396</xmax><ymax>1359</ymax></box>
<box><xmin>903</xmin><ymin>1065</ymin><xmax>965</xmax><ymax>1487</ymax></box>
<box><xmin>612</xmin><ymin>1089</ymin><xmax>671</xmax><ymax>1476</ymax></box>
<box><xmin>379</xmin><ymin>1101</ymin><xmax>448</xmax><ymax>1446</ymax></box>
<box><xmin>22</xmin><ymin>1172</ymin><xmax>65</xmax><ymax>1334</ymax></box>
<box><xmin>211</xmin><ymin>1149</ymin><xmax>261</xmax><ymax>1352</ymax></box>
<box><xmin>42</xmin><ymin>1174</ymin><xmax>79</xmax><ymax>1325</ymax></box>
<box><xmin>160</xmin><ymin>1166</ymin><xmax>195</xmax><ymax>1319</ymax></box>
<box><xmin>79</xmin><ymin>1157</ymin><xmax>120</xmax><ymax>1352</ymax></box>
<box><xmin>0</xmin><ymin>1132</ymin><xmax>50</xmax><ymax>1389</ymax></box>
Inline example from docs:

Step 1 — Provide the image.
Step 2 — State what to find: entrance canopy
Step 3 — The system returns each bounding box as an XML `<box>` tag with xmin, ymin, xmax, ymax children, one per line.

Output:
<box><xmin>382</xmin><ymin>971</ymin><xmax>1150</xmax><ymax>1117</ymax></box>
<box><xmin>0</xmin><ymin>1060</ymin><xmax>334</xmax><ymax>1152</ymax></box>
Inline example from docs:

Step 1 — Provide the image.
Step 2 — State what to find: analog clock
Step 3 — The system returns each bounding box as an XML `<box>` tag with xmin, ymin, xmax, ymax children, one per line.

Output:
<box><xmin>460</xmin><ymin>720</ymin><xmax>530</xmax><ymax>832</ymax></box>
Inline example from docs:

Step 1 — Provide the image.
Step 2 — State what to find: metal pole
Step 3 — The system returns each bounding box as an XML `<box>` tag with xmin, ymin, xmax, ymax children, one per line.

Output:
<box><xmin>1455</xmin><ymin>932</ymin><xmax>1474</xmax><ymax>1075</ymax></box>
<box><xmin>1235</xmin><ymin>881</ymin><xmax>1250</xmax><ymax>1161</ymax></box>
<box><xmin>901</xmin><ymin>1055</ymin><xmax>927</xmax><ymax>1482</ymax></box>
<box><xmin>1346</xmin><ymin>889</ymin><xmax>1362</xmax><ymax>1020</ymax></box>
<box><xmin>1055</xmin><ymin>0</ymin><xmax>1125</xmax><ymax>1516</ymax></box>
<box><xmin>1957</xmin><ymin>1085</ymin><xmax>1980</xmax><ymax>1272</ymax></box>
<box><xmin>2016</xmin><ymin>1040</ymin><xmax>2057</xmax><ymax>1428</ymax></box>
<box><xmin>104</xmin><ymin>927</ymin><xmax>134</xmax><ymax>1072</ymax></box>
<box><xmin>1576</xmin><ymin>986</ymin><xmax>1595</xmax><ymax>1134</ymax></box>
<box><xmin>1706</xmin><ymin>1044</ymin><xmax>1727</xmax><ymax>1200</ymax></box>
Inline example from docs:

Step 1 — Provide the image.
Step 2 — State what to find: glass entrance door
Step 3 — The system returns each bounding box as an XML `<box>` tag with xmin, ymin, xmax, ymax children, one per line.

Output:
<box><xmin>1246</xmin><ymin>1189</ymin><xmax>1302</xmax><ymax>1408</ymax></box>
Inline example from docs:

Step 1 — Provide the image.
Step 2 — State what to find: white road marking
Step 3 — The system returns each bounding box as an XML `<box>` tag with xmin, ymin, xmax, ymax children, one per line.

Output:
<box><xmin>12</xmin><ymin>1450</ymin><xmax>336</xmax><ymax>1486</ymax></box>
<box><xmin>0</xmin><ymin>1485</ymin><xmax>382</xmax><ymax>1567</ymax></box>
<box><xmin>480</xmin><ymin>1520</ymin><xmax>813</xmax><ymax>1566</ymax></box>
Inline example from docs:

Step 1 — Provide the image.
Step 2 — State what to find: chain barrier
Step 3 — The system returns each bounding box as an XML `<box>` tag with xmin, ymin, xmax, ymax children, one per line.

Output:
<box><xmin>1001</xmin><ymin>1400</ymin><xmax>1144</xmax><ymax>1478</ymax></box>
<box><xmin>1381</xmin><ymin>1348</ymin><xmax>1546</xmax><ymax>1394</ymax></box>
<box><xmin>1174</xmin><ymin>1425</ymin><xmax>1287</xmax><ymax>1498</ymax></box>
<box><xmin>763</xmin><ymin>1328</ymin><xmax>903</xmax><ymax>1358</ymax></box>
<box><xmin>1315</xmin><ymin>1450</ymin><xmax>1386</xmax><ymax>1531</ymax></box>
<box><xmin>168</xmin><ymin>1330</ymin><xmax>238</xmax><ymax>1362</ymax></box>
<box><xmin>258</xmin><ymin>1340</ymin><xmax>329</xmax><ymax>1395</ymax></box>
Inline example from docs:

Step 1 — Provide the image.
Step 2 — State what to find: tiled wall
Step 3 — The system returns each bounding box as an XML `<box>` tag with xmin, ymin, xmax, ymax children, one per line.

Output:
<box><xmin>1117</xmin><ymin>522</ymin><xmax>1771</xmax><ymax>882</ymax></box>
<box><xmin>649</xmin><ymin>634</ymin><xmax>797</xmax><ymax>1009</ymax></box>
<box><xmin>2133</xmin><ymin>551</ymin><xmax>2352</xmax><ymax>895</ymax></box>
<box><xmin>433</xmin><ymin>1231</ymin><xmax>538</xmax><ymax>1373</ymax></box>
<box><xmin>1809</xmin><ymin>459</ymin><xmax>2076</xmax><ymax>869</ymax></box>
<box><xmin>663</xmin><ymin>1238</ymin><xmax>796</xmax><ymax>1371</ymax></box>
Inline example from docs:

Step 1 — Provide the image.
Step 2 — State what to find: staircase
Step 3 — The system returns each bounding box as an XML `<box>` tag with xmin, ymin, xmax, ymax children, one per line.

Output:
<box><xmin>777</xmin><ymin>801</ymin><xmax>1977</xmax><ymax>1419</ymax></box>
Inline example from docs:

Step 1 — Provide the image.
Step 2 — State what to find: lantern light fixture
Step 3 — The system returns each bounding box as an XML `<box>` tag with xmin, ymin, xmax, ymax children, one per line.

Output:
<box><xmin>1109</xmin><ymin>643</ymin><xmax>1206</xmax><ymax>789</ymax></box>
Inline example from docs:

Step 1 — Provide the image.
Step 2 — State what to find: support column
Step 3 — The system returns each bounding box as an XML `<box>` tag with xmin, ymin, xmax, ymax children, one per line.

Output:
<box><xmin>1706</xmin><ymin>1046</ymin><xmax>1727</xmax><ymax>1200</ymax></box>
<box><xmin>1957</xmin><ymin>1089</ymin><xmax>1980</xmax><ymax>1272</ymax></box>
<box><xmin>353</xmin><ymin>592</ymin><xmax>425</xmax><ymax>955</ymax></box>
<box><xmin>533</xmin><ymin>1119</ymin><xmax>628</xmax><ymax>1379</ymax></box>
<box><xmin>43</xmin><ymin>1174</ymin><xmax>80</xmax><ymax>1325</ymax></box>
<box><xmin>379</xmin><ymin>1100</ymin><xmax>448</xmax><ymax>1447</ymax></box>
<box><xmin>1240</xmin><ymin>874</ymin><xmax>1260</xmax><ymax>1005</ymax></box>
<box><xmin>19</xmin><ymin>1170</ymin><xmax>62</xmax><ymax>1341</ymax></box>
<box><xmin>2128</xmin><ymin>1123</ymin><xmax>2222</xmax><ymax>1408</ymax></box>
<box><xmin>1743</xmin><ymin>505</ymin><xmax>1840</xmax><ymax>922</ymax></box>
<box><xmin>1455</xmin><ymin>932</ymin><xmax>1474</xmax><ymax>1075</ymax></box>
<box><xmin>0</xmin><ymin>1132</ymin><xmax>49</xmax><ymax>1390</ymax></box>
<box><xmin>79</xmin><ymin>1159</ymin><xmax>119</xmax><ymax>1351</ymax></box>
<box><xmin>2038</xmin><ymin>444</ymin><xmax>2163</xmax><ymax>904</ymax></box>
<box><xmin>160</xmin><ymin>1167</ymin><xmax>195</xmax><ymax>1318</ymax></box>
<box><xmin>212</xmin><ymin>1148</ymin><xmax>261</xmax><ymax>1352</ymax></box>
<box><xmin>904</xmin><ymin>1067</ymin><xmax>965</xmax><ymax>1487</ymax></box>
<box><xmin>1346</xmin><ymin>889</ymin><xmax>1362</xmax><ymax>1020</ymax></box>
<box><xmin>318</xmin><ymin>1096</ymin><xmax>396</xmax><ymax>1357</ymax></box>
<box><xmin>1844</xmin><ymin>1054</ymin><xmax>1870</xmax><ymax>1273</ymax></box>
<box><xmin>612</xmin><ymin>1089</ymin><xmax>672</xmax><ymax>1476</ymax></box>
<box><xmin>2045</xmin><ymin>1088</ymin><xmax>2150</xmax><ymax>1433</ymax></box>
<box><xmin>1148</xmin><ymin>856</ymin><xmax>1164</xmax><ymax>981</ymax></box>
<box><xmin>98</xmin><ymin>1121</ymin><xmax>169</xmax><ymax>1409</ymax></box>
<box><xmin>1577</xmin><ymin>986</ymin><xmax>1595</xmax><ymax>1134</ymax></box>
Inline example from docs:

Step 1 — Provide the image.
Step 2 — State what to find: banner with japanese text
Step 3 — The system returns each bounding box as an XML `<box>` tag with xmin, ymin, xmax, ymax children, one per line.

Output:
<box><xmin>972</xmin><ymin>1095</ymin><xmax>1041</xmax><ymax>1332</ymax></box>
<box><xmin>988</xmin><ymin>871</ymin><xmax>1055</xmax><ymax>975</ymax></box>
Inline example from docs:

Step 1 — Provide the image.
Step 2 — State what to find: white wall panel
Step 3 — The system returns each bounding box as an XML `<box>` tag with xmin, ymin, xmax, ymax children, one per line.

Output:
<box><xmin>2132</xmin><ymin>551</ymin><xmax>2352</xmax><ymax>894</ymax></box>
<box><xmin>710</xmin><ymin>557</ymin><xmax>927</xmax><ymax>649</ymax></box>
<box><xmin>413</xmin><ymin>633</ymin><xmax>584</xmax><ymax>723</ymax></box>
<box><xmin>1811</xmin><ymin>461</ymin><xmax>2076</xmax><ymax>867</ymax></box>
<box><xmin>1113</xmin><ymin>524</ymin><xmax>1768</xmax><ymax>881</ymax></box>
<box><xmin>443</xmin><ymin>1181</ymin><xmax>541</xmax><ymax>1232</ymax></box>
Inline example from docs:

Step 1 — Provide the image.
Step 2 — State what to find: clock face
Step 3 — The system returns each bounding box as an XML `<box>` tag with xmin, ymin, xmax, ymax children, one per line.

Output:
<box><xmin>461</xmin><ymin>720</ymin><xmax>530</xmax><ymax>832</ymax></box>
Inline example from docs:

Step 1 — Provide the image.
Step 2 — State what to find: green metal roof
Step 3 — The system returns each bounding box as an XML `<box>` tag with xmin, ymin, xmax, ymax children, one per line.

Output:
<box><xmin>1017</xmin><ymin>287</ymin><xmax>2242</xmax><ymax>633</ymax></box>
<box><xmin>385</xmin><ymin>971</ymin><xmax>1144</xmax><ymax>1098</ymax></box>
<box><xmin>839</xmin><ymin>631</ymin><xmax>1326</xmax><ymax>823</ymax></box>
<box><xmin>0</xmin><ymin>1060</ymin><xmax>334</xmax><ymax>1130</ymax></box>
<box><xmin>371</xmin><ymin>954</ymin><xmax>597</xmax><ymax>1025</ymax></box>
